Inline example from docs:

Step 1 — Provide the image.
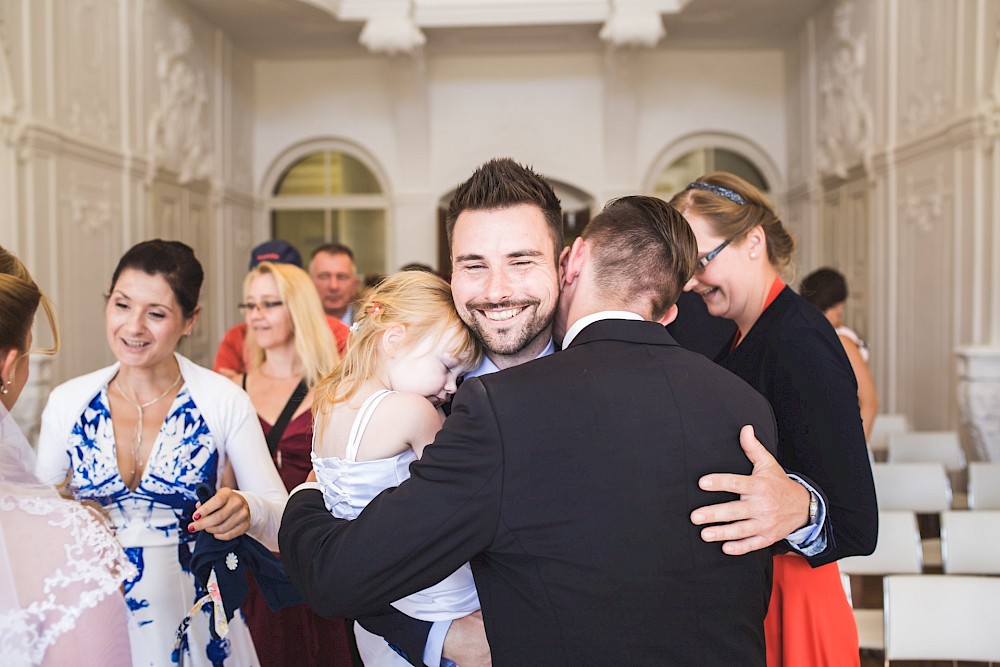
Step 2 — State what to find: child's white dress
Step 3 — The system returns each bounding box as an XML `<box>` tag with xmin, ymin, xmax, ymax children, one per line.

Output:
<box><xmin>312</xmin><ymin>389</ymin><xmax>480</xmax><ymax>667</ymax></box>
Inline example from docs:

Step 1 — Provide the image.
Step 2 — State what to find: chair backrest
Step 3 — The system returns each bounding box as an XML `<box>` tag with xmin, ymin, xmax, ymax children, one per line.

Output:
<box><xmin>886</xmin><ymin>431</ymin><xmax>966</xmax><ymax>472</ymax></box>
<box><xmin>839</xmin><ymin>511</ymin><xmax>923</xmax><ymax>575</ymax></box>
<box><xmin>968</xmin><ymin>462</ymin><xmax>1000</xmax><ymax>509</ymax></box>
<box><xmin>940</xmin><ymin>510</ymin><xmax>1000</xmax><ymax>574</ymax></box>
<box><xmin>868</xmin><ymin>413</ymin><xmax>910</xmax><ymax>454</ymax></box>
<box><xmin>883</xmin><ymin>574</ymin><xmax>1000</xmax><ymax>662</ymax></box>
<box><xmin>871</xmin><ymin>462</ymin><xmax>952</xmax><ymax>512</ymax></box>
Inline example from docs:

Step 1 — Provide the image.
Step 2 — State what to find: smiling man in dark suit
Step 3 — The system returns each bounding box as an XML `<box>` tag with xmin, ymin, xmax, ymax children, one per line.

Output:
<box><xmin>279</xmin><ymin>194</ymin><xmax>781</xmax><ymax>665</ymax></box>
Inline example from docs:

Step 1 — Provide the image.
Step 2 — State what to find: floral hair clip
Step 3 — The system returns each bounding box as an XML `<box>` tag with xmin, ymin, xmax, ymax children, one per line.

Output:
<box><xmin>366</xmin><ymin>301</ymin><xmax>383</xmax><ymax>316</ymax></box>
<box><xmin>685</xmin><ymin>181</ymin><xmax>747</xmax><ymax>206</ymax></box>
<box><xmin>349</xmin><ymin>321</ymin><xmax>360</xmax><ymax>335</ymax></box>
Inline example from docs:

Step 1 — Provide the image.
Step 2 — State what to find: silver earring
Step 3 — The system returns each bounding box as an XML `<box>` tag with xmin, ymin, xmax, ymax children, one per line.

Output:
<box><xmin>1</xmin><ymin>380</ymin><xmax>9</xmax><ymax>395</ymax></box>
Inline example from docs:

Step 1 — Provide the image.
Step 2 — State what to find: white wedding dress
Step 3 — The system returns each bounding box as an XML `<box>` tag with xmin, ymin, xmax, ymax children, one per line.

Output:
<box><xmin>0</xmin><ymin>403</ymin><xmax>135</xmax><ymax>667</ymax></box>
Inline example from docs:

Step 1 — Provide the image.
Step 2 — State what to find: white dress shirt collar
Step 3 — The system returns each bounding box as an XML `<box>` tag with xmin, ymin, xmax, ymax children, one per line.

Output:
<box><xmin>561</xmin><ymin>311</ymin><xmax>644</xmax><ymax>349</ymax></box>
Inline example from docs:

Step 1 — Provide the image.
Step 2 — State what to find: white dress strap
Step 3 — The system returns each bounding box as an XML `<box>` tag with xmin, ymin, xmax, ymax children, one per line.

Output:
<box><xmin>345</xmin><ymin>390</ymin><xmax>396</xmax><ymax>462</ymax></box>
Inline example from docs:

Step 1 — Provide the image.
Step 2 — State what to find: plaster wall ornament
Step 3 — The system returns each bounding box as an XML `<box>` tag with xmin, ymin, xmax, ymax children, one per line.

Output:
<box><xmin>359</xmin><ymin>3</ymin><xmax>425</xmax><ymax>56</ymax></box>
<box><xmin>982</xmin><ymin>24</ymin><xmax>1000</xmax><ymax>141</ymax></box>
<box><xmin>817</xmin><ymin>0</ymin><xmax>873</xmax><ymax>180</ymax></box>
<box><xmin>67</xmin><ymin>175</ymin><xmax>115</xmax><ymax>236</ymax></box>
<box><xmin>900</xmin><ymin>167</ymin><xmax>948</xmax><ymax>236</ymax></box>
<box><xmin>146</xmin><ymin>20</ymin><xmax>212</xmax><ymax>186</ymax></box>
<box><xmin>956</xmin><ymin>347</ymin><xmax>1000</xmax><ymax>462</ymax></box>
<box><xmin>69</xmin><ymin>102</ymin><xmax>112</xmax><ymax>145</ymax></box>
<box><xmin>600</xmin><ymin>3</ymin><xmax>665</xmax><ymax>49</ymax></box>
<box><xmin>901</xmin><ymin>1</ymin><xmax>950</xmax><ymax>138</ymax></box>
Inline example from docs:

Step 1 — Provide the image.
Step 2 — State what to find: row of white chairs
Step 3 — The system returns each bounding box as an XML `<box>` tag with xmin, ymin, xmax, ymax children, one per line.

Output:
<box><xmin>840</xmin><ymin>510</ymin><xmax>1000</xmax><ymax>662</ymax></box>
<box><xmin>872</xmin><ymin>461</ymin><xmax>1000</xmax><ymax>511</ymax></box>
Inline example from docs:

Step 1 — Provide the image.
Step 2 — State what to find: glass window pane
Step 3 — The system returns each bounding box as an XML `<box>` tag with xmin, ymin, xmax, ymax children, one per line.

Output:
<box><xmin>272</xmin><ymin>210</ymin><xmax>325</xmax><ymax>259</ymax></box>
<box><xmin>274</xmin><ymin>153</ymin><xmax>326</xmax><ymax>196</ymax></box>
<box><xmin>334</xmin><ymin>209</ymin><xmax>386</xmax><ymax>275</ymax></box>
<box><xmin>712</xmin><ymin>149</ymin><xmax>769</xmax><ymax>191</ymax></box>
<box><xmin>331</xmin><ymin>153</ymin><xmax>382</xmax><ymax>195</ymax></box>
<box><xmin>651</xmin><ymin>150</ymin><xmax>708</xmax><ymax>199</ymax></box>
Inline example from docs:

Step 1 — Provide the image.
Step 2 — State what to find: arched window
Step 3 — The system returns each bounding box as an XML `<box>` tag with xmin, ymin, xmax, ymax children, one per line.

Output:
<box><xmin>268</xmin><ymin>149</ymin><xmax>389</xmax><ymax>275</ymax></box>
<box><xmin>650</xmin><ymin>147</ymin><xmax>770</xmax><ymax>200</ymax></box>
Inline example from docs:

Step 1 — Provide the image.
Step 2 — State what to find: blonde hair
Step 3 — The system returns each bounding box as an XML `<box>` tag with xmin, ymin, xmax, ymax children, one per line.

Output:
<box><xmin>313</xmin><ymin>271</ymin><xmax>481</xmax><ymax>416</ymax></box>
<box><xmin>243</xmin><ymin>262</ymin><xmax>338</xmax><ymax>389</ymax></box>
<box><xmin>669</xmin><ymin>172</ymin><xmax>796</xmax><ymax>271</ymax></box>
<box><xmin>0</xmin><ymin>245</ymin><xmax>59</xmax><ymax>359</ymax></box>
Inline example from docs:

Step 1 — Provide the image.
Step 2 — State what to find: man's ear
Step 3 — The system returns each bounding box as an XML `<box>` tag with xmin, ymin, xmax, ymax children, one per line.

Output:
<box><xmin>381</xmin><ymin>324</ymin><xmax>407</xmax><ymax>357</ymax></box>
<box><xmin>657</xmin><ymin>304</ymin><xmax>679</xmax><ymax>327</ymax></box>
<box><xmin>562</xmin><ymin>238</ymin><xmax>588</xmax><ymax>285</ymax></box>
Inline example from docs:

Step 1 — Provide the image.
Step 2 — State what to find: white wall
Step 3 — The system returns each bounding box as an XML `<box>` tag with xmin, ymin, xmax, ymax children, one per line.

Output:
<box><xmin>253</xmin><ymin>47</ymin><xmax>786</xmax><ymax>271</ymax></box>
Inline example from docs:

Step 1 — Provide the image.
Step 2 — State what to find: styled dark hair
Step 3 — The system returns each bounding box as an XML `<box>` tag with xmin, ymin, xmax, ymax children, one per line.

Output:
<box><xmin>0</xmin><ymin>246</ymin><xmax>59</xmax><ymax>355</ymax></box>
<box><xmin>800</xmin><ymin>267</ymin><xmax>848</xmax><ymax>312</ymax></box>
<box><xmin>310</xmin><ymin>242</ymin><xmax>355</xmax><ymax>263</ymax></box>
<box><xmin>445</xmin><ymin>158</ymin><xmax>563</xmax><ymax>263</ymax></box>
<box><xmin>582</xmin><ymin>196</ymin><xmax>698</xmax><ymax>321</ymax></box>
<box><xmin>669</xmin><ymin>172</ymin><xmax>796</xmax><ymax>270</ymax></box>
<box><xmin>109</xmin><ymin>240</ymin><xmax>203</xmax><ymax>318</ymax></box>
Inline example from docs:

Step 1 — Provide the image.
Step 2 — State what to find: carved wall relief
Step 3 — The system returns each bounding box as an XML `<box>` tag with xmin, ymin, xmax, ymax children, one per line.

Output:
<box><xmin>817</xmin><ymin>0</ymin><xmax>873</xmax><ymax>179</ymax></box>
<box><xmin>147</xmin><ymin>19</ymin><xmax>212</xmax><ymax>185</ymax></box>
<box><xmin>899</xmin><ymin>0</ymin><xmax>952</xmax><ymax>139</ymax></box>
<box><xmin>60</xmin><ymin>0</ymin><xmax>116</xmax><ymax>145</ymax></box>
<box><xmin>900</xmin><ymin>166</ymin><xmax>947</xmax><ymax>236</ymax></box>
<box><xmin>66</xmin><ymin>173</ymin><xmax>114</xmax><ymax>236</ymax></box>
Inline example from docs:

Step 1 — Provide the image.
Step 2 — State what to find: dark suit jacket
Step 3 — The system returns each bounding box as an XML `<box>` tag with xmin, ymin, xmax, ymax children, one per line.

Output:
<box><xmin>280</xmin><ymin>319</ymin><xmax>779</xmax><ymax>666</ymax></box>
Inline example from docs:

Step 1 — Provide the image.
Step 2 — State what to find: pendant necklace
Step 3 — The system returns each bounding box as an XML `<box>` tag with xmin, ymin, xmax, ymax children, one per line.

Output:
<box><xmin>114</xmin><ymin>371</ymin><xmax>182</xmax><ymax>481</ymax></box>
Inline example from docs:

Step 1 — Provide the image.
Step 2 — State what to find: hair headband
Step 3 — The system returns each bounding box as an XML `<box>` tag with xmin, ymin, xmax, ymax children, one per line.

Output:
<box><xmin>685</xmin><ymin>182</ymin><xmax>747</xmax><ymax>206</ymax></box>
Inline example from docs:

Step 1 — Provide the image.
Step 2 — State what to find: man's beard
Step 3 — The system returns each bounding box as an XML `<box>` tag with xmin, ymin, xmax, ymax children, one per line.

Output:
<box><xmin>462</xmin><ymin>301</ymin><xmax>551</xmax><ymax>356</ymax></box>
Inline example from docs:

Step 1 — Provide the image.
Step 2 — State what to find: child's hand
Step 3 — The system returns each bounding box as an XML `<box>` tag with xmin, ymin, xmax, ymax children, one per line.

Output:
<box><xmin>306</xmin><ymin>469</ymin><xmax>317</xmax><ymax>483</ymax></box>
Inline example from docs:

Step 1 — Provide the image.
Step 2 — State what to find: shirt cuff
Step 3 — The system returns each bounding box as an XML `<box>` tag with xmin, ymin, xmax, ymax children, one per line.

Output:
<box><xmin>289</xmin><ymin>481</ymin><xmax>322</xmax><ymax>497</ymax></box>
<box><xmin>784</xmin><ymin>474</ymin><xmax>828</xmax><ymax>556</ymax></box>
<box><xmin>423</xmin><ymin>620</ymin><xmax>451</xmax><ymax>667</ymax></box>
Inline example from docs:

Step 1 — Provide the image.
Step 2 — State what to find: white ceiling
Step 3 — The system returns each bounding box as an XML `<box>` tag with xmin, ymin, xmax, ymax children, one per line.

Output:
<box><xmin>181</xmin><ymin>0</ymin><xmax>831</xmax><ymax>58</ymax></box>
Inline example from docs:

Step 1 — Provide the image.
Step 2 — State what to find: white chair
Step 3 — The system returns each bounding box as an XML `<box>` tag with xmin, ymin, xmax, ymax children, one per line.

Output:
<box><xmin>886</xmin><ymin>431</ymin><xmax>966</xmax><ymax>471</ymax></box>
<box><xmin>838</xmin><ymin>511</ymin><xmax>924</xmax><ymax>652</ymax></box>
<box><xmin>968</xmin><ymin>461</ymin><xmax>1000</xmax><ymax>509</ymax></box>
<box><xmin>868</xmin><ymin>413</ymin><xmax>910</xmax><ymax>461</ymax></box>
<box><xmin>871</xmin><ymin>462</ymin><xmax>951</xmax><ymax>513</ymax></box>
<box><xmin>883</xmin><ymin>574</ymin><xmax>1000</xmax><ymax>663</ymax></box>
<box><xmin>940</xmin><ymin>510</ymin><xmax>1000</xmax><ymax>574</ymax></box>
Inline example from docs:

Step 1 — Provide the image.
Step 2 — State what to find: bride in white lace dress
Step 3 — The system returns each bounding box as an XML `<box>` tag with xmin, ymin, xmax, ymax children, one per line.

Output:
<box><xmin>0</xmin><ymin>245</ymin><xmax>134</xmax><ymax>666</ymax></box>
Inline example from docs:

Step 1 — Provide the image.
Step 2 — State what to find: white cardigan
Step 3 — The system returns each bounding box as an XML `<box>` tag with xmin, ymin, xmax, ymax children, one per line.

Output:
<box><xmin>36</xmin><ymin>353</ymin><xmax>288</xmax><ymax>550</ymax></box>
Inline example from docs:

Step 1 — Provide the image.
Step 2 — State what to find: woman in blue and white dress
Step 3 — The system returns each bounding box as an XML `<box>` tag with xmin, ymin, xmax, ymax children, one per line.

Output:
<box><xmin>37</xmin><ymin>240</ymin><xmax>288</xmax><ymax>667</ymax></box>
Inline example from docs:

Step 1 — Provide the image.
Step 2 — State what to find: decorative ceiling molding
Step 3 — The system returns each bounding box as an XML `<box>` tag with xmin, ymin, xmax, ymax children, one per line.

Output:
<box><xmin>327</xmin><ymin>0</ymin><xmax>686</xmax><ymax>51</ymax></box>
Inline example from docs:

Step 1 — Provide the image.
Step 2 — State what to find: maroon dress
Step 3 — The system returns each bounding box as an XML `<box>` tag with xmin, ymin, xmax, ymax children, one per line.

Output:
<box><xmin>242</xmin><ymin>410</ymin><xmax>355</xmax><ymax>667</ymax></box>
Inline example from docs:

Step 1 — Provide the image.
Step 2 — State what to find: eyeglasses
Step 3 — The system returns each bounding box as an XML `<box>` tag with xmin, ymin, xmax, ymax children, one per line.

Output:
<box><xmin>237</xmin><ymin>300</ymin><xmax>284</xmax><ymax>313</ymax></box>
<box><xmin>696</xmin><ymin>238</ymin><xmax>733</xmax><ymax>270</ymax></box>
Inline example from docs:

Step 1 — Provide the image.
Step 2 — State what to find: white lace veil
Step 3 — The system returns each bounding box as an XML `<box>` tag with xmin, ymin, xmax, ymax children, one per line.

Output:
<box><xmin>0</xmin><ymin>403</ymin><xmax>135</xmax><ymax>666</ymax></box>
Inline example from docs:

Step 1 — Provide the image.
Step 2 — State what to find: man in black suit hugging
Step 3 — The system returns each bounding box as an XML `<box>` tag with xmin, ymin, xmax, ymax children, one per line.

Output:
<box><xmin>280</xmin><ymin>193</ymin><xmax>783</xmax><ymax>665</ymax></box>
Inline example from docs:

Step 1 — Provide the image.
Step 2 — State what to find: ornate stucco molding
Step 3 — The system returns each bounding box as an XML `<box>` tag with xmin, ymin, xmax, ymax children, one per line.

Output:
<box><xmin>900</xmin><ymin>166</ymin><xmax>947</xmax><ymax>236</ymax></box>
<box><xmin>146</xmin><ymin>20</ymin><xmax>212</xmax><ymax>186</ymax></box>
<box><xmin>817</xmin><ymin>0</ymin><xmax>873</xmax><ymax>180</ymax></box>
<box><xmin>956</xmin><ymin>346</ymin><xmax>1000</xmax><ymax>462</ymax></box>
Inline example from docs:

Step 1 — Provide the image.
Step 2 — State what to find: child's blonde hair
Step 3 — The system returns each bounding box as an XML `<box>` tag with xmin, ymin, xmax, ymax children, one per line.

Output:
<box><xmin>243</xmin><ymin>262</ymin><xmax>339</xmax><ymax>389</ymax></box>
<box><xmin>313</xmin><ymin>270</ymin><xmax>481</xmax><ymax>415</ymax></box>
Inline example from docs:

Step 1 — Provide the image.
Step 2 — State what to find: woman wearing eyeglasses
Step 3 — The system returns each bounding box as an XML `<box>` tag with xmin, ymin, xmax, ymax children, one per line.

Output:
<box><xmin>232</xmin><ymin>261</ymin><xmax>354</xmax><ymax>667</ymax></box>
<box><xmin>37</xmin><ymin>240</ymin><xmax>288</xmax><ymax>667</ymax></box>
<box><xmin>670</xmin><ymin>174</ymin><xmax>877</xmax><ymax>667</ymax></box>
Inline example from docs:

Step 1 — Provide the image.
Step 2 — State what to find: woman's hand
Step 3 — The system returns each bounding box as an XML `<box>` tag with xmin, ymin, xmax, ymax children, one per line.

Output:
<box><xmin>188</xmin><ymin>487</ymin><xmax>251</xmax><ymax>541</ymax></box>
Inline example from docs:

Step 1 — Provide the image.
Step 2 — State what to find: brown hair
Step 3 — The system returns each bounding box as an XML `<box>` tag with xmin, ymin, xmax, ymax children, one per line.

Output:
<box><xmin>110</xmin><ymin>240</ymin><xmax>204</xmax><ymax>318</ymax></box>
<box><xmin>0</xmin><ymin>245</ymin><xmax>59</xmax><ymax>357</ymax></box>
<box><xmin>582</xmin><ymin>197</ymin><xmax>698</xmax><ymax>321</ymax></box>
<box><xmin>445</xmin><ymin>158</ymin><xmax>563</xmax><ymax>264</ymax></box>
<box><xmin>669</xmin><ymin>172</ymin><xmax>795</xmax><ymax>270</ymax></box>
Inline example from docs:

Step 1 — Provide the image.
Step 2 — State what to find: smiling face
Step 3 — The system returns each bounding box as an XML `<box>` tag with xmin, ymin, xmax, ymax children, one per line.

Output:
<box><xmin>449</xmin><ymin>204</ymin><xmax>561</xmax><ymax>369</ymax></box>
<box><xmin>105</xmin><ymin>269</ymin><xmax>196</xmax><ymax>372</ymax></box>
<box><xmin>682</xmin><ymin>211</ymin><xmax>758</xmax><ymax>327</ymax></box>
<box><xmin>383</xmin><ymin>324</ymin><xmax>475</xmax><ymax>407</ymax></box>
<box><xmin>244</xmin><ymin>273</ymin><xmax>293</xmax><ymax>351</ymax></box>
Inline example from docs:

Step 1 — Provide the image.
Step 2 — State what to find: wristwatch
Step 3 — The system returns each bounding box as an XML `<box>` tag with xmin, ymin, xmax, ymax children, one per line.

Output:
<box><xmin>807</xmin><ymin>489</ymin><xmax>819</xmax><ymax>526</ymax></box>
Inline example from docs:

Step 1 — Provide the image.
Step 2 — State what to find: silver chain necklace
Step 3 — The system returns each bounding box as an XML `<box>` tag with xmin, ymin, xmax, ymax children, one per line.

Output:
<box><xmin>113</xmin><ymin>372</ymin><xmax>182</xmax><ymax>481</ymax></box>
